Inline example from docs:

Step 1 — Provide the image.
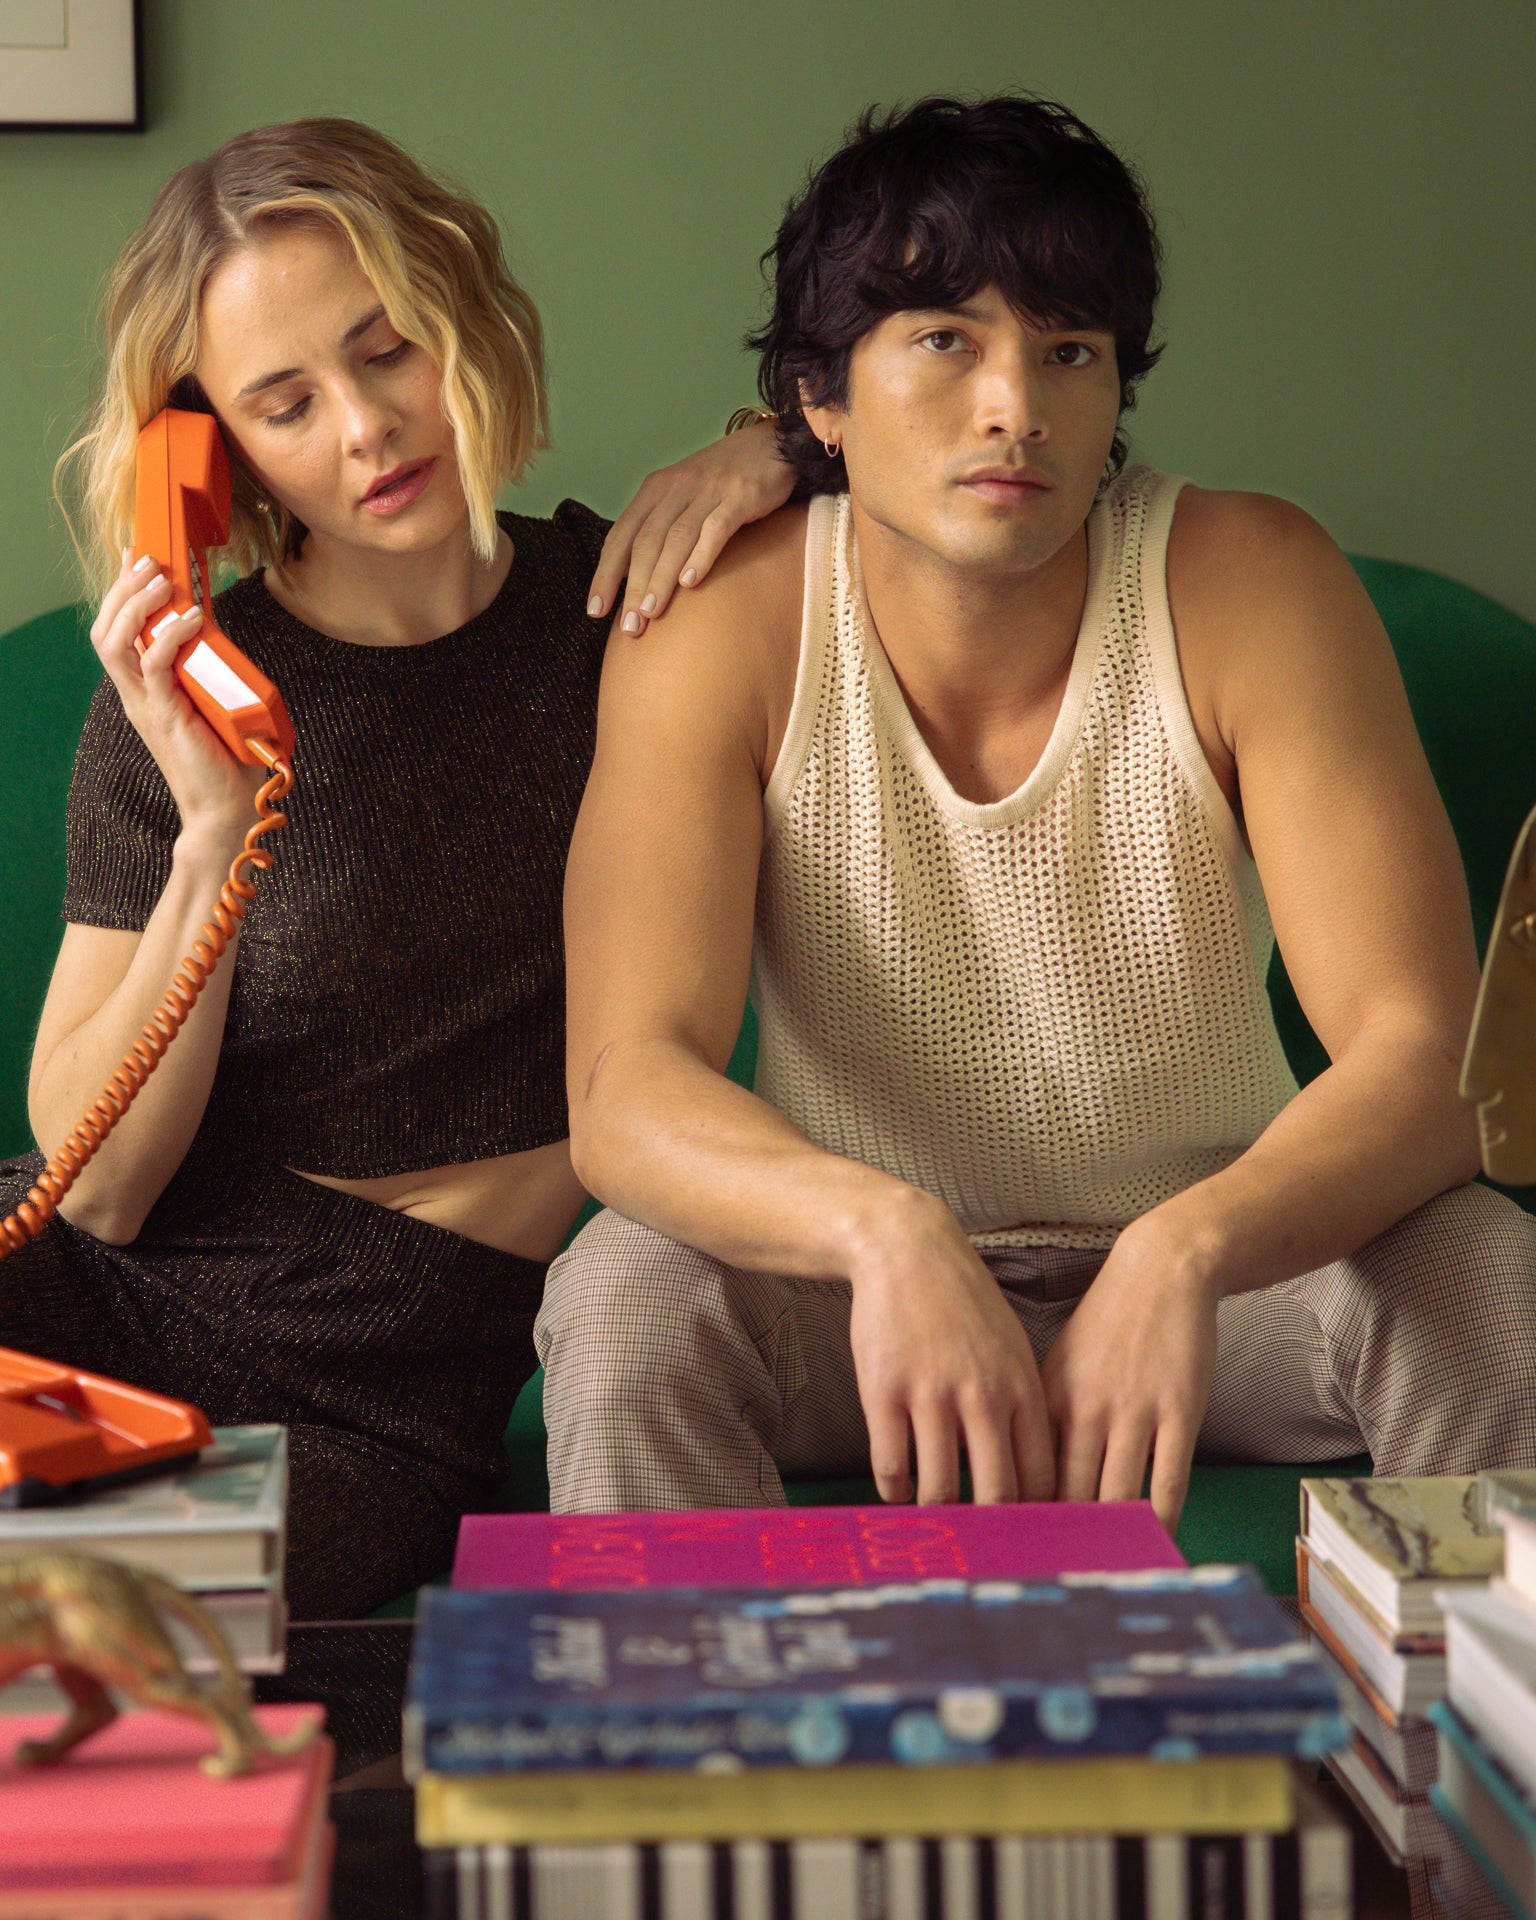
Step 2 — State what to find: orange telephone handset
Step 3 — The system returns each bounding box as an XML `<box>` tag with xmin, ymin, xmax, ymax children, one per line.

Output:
<box><xmin>133</xmin><ymin>409</ymin><xmax>295</xmax><ymax>767</ymax></box>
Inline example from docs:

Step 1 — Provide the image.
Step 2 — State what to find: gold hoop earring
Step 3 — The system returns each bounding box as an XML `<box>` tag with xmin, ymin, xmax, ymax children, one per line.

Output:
<box><xmin>823</xmin><ymin>439</ymin><xmax>840</xmax><ymax>460</ymax></box>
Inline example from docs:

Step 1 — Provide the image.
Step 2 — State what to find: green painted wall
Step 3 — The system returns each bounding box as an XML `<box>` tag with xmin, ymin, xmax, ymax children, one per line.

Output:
<box><xmin>1</xmin><ymin>0</ymin><xmax>1532</xmax><ymax>630</ymax></box>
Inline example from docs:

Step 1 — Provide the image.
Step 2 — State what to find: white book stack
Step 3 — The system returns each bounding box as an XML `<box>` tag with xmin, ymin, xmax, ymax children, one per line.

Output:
<box><xmin>1295</xmin><ymin>1474</ymin><xmax>1502</xmax><ymax>1872</ymax></box>
<box><xmin>0</xmin><ymin>1425</ymin><xmax>289</xmax><ymax>1711</ymax></box>
<box><xmin>1432</xmin><ymin>1472</ymin><xmax>1536</xmax><ymax>1919</ymax></box>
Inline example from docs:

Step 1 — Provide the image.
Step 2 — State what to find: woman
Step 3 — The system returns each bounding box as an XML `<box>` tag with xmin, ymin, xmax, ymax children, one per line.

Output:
<box><xmin>1</xmin><ymin>119</ymin><xmax>789</xmax><ymax>1618</ymax></box>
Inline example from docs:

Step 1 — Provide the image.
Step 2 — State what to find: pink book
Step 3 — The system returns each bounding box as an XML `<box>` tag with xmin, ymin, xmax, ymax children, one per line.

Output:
<box><xmin>0</xmin><ymin>1706</ymin><xmax>331</xmax><ymax>1889</ymax></box>
<box><xmin>0</xmin><ymin>1823</ymin><xmax>334</xmax><ymax>1920</ymax></box>
<box><xmin>453</xmin><ymin>1499</ymin><xmax>1184</xmax><ymax>1591</ymax></box>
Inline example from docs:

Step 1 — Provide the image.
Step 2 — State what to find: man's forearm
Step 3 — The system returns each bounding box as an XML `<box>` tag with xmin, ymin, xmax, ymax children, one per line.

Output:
<box><xmin>1138</xmin><ymin>1013</ymin><xmax>1481</xmax><ymax>1298</ymax></box>
<box><xmin>572</xmin><ymin>1036</ymin><xmax>932</xmax><ymax>1280</ymax></box>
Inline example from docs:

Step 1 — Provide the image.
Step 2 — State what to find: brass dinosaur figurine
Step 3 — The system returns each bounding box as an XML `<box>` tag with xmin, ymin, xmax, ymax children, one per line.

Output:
<box><xmin>0</xmin><ymin>1551</ymin><xmax>319</xmax><ymax>1776</ymax></box>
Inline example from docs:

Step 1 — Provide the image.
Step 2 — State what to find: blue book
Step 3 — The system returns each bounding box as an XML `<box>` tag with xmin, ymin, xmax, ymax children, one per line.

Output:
<box><xmin>1429</xmin><ymin>1700</ymin><xmax>1536</xmax><ymax>1919</ymax></box>
<box><xmin>404</xmin><ymin>1567</ymin><xmax>1346</xmax><ymax>1776</ymax></box>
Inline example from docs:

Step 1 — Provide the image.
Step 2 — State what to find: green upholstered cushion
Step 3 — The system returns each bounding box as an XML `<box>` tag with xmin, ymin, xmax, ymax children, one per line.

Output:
<box><xmin>1267</xmin><ymin>560</ymin><xmax>1536</xmax><ymax>1194</ymax></box>
<box><xmin>7</xmin><ymin>558</ymin><xmax>1534</xmax><ymax>1161</ymax></box>
<box><xmin>5</xmin><ymin>558</ymin><xmax>1534</xmax><ymax>1601</ymax></box>
<box><xmin>0</xmin><ymin>606</ymin><xmax>100</xmax><ymax>1159</ymax></box>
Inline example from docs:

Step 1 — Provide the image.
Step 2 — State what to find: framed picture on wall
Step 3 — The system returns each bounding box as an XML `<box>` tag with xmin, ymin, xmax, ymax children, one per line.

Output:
<box><xmin>0</xmin><ymin>0</ymin><xmax>142</xmax><ymax>131</ymax></box>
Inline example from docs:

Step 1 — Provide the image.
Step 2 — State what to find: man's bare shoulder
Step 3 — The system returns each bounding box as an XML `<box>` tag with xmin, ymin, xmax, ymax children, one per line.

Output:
<box><xmin>610</xmin><ymin>501</ymin><xmax>807</xmax><ymax>672</ymax></box>
<box><xmin>1168</xmin><ymin>485</ymin><xmax>1384</xmax><ymax>668</ymax></box>
<box><xmin>1169</xmin><ymin>485</ymin><xmax>1350</xmax><ymax>594</ymax></box>
<box><xmin>707</xmin><ymin>495</ymin><xmax>812</xmax><ymax>596</ymax></box>
<box><xmin>1166</xmin><ymin>484</ymin><xmax>1402</xmax><ymax>762</ymax></box>
<box><xmin>599</xmin><ymin>501</ymin><xmax>808</xmax><ymax>774</ymax></box>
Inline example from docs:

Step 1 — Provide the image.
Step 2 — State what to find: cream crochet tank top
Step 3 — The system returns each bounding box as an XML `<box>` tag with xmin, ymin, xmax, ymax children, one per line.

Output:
<box><xmin>751</xmin><ymin>467</ymin><xmax>1299</xmax><ymax>1250</ymax></box>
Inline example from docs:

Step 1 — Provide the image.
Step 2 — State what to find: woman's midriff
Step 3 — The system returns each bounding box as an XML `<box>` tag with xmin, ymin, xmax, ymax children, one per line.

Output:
<box><xmin>287</xmin><ymin>1137</ymin><xmax>587</xmax><ymax>1263</ymax></box>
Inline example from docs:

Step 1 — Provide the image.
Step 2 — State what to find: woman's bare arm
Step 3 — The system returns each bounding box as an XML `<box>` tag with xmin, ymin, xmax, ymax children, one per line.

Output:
<box><xmin>25</xmin><ymin>552</ymin><xmax>265</xmax><ymax>1244</ymax></box>
<box><xmin>29</xmin><ymin>825</ymin><xmax>248</xmax><ymax>1243</ymax></box>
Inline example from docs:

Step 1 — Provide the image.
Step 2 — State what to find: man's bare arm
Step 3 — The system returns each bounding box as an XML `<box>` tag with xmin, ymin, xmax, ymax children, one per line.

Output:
<box><xmin>1163</xmin><ymin>488</ymin><xmax>1478</xmax><ymax>1281</ymax></box>
<box><xmin>564</xmin><ymin>509</ymin><xmax>1054</xmax><ymax>1504</ymax></box>
<box><xmin>1045</xmin><ymin>489</ymin><xmax>1482</xmax><ymax>1521</ymax></box>
<box><xmin>565</xmin><ymin>509</ymin><xmax>864</xmax><ymax>1272</ymax></box>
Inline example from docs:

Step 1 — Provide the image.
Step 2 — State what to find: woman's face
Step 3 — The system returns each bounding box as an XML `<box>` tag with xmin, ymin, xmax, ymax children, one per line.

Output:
<box><xmin>194</xmin><ymin>221</ymin><xmax>469</xmax><ymax>562</ymax></box>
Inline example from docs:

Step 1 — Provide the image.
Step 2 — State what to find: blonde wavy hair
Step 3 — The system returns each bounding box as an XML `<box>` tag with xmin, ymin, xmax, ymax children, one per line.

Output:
<box><xmin>56</xmin><ymin>118</ymin><xmax>547</xmax><ymax>590</ymax></box>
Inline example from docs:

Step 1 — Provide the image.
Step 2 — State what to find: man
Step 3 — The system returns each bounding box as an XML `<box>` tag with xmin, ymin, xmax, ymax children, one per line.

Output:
<box><xmin>540</xmin><ymin>96</ymin><xmax>1536</xmax><ymax>1528</ymax></box>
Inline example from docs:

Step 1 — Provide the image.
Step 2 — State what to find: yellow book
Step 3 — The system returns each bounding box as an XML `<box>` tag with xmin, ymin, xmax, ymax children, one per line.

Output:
<box><xmin>415</xmin><ymin>1753</ymin><xmax>1294</xmax><ymax>1846</ymax></box>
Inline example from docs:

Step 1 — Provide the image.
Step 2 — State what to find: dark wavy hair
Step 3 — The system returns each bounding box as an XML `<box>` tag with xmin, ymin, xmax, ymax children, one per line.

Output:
<box><xmin>748</xmin><ymin>94</ymin><xmax>1164</xmax><ymax>494</ymax></box>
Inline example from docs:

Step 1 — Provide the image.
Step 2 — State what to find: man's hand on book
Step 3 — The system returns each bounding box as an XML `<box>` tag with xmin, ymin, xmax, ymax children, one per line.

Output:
<box><xmin>1040</xmin><ymin>1219</ymin><xmax>1220</xmax><ymax>1535</ymax></box>
<box><xmin>846</xmin><ymin>1194</ymin><xmax>1055</xmax><ymax>1508</ymax></box>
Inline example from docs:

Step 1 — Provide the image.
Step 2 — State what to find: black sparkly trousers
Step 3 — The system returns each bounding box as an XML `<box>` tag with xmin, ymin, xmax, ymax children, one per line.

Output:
<box><xmin>0</xmin><ymin>1151</ymin><xmax>543</xmax><ymax>1621</ymax></box>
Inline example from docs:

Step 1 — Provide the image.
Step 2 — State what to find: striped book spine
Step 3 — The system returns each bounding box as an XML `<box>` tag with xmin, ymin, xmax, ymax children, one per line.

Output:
<box><xmin>422</xmin><ymin>1819</ymin><xmax>1351</xmax><ymax>1920</ymax></box>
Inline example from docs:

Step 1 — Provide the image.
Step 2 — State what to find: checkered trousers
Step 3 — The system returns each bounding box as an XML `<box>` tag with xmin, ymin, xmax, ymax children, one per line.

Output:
<box><xmin>534</xmin><ymin>1182</ymin><xmax>1536</xmax><ymax>1513</ymax></box>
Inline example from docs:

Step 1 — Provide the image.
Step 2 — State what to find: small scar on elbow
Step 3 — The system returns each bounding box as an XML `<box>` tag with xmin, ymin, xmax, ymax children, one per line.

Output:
<box><xmin>565</xmin><ymin>1048</ymin><xmax>613</xmax><ymax>1184</ymax></box>
<box><xmin>582</xmin><ymin>1043</ymin><xmax>618</xmax><ymax>1107</ymax></box>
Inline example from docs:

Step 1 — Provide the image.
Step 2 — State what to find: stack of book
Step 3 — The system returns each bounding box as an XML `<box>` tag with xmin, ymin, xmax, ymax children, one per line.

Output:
<box><xmin>1431</xmin><ymin>1471</ymin><xmax>1536</xmax><ymax>1918</ymax></box>
<box><xmin>407</xmin><ymin>1504</ymin><xmax>1354</xmax><ymax>1919</ymax></box>
<box><xmin>0</xmin><ymin>1424</ymin><xmax>289</xmax><ymax>1712</ymax></box>
<box><xmin>0</xmin><ymin>1704</ymin><xmax>332</xmax><ymax>1920</ymax></box>
<box><xmin>1296</xmin><ymin>1472</ymin><xmax>1503</xmax><ymax>1876</ymax></box>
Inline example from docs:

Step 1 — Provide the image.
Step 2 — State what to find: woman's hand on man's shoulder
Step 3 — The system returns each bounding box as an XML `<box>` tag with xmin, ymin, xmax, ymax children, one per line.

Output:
<box><xmin>586</xmin><ymin>417</ymin><xmax>796</xmax><ymax>636</ymax></box>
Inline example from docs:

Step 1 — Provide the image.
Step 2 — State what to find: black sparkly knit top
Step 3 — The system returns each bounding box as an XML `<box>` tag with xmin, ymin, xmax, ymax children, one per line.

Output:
<box><xmin>62</xmin><ymin>502</ymin><xmax>610</xmax><ymax>1179</ymax></box>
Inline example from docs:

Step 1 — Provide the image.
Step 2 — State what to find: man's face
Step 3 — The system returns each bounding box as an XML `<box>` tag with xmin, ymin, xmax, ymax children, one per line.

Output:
<box><xmin>808</xmin><ymin>287</ymin><xmax>1122</xmax><ymax>580</ymax></box>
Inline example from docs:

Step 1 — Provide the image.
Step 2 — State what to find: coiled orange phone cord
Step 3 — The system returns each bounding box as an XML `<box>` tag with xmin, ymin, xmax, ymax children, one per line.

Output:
<box><xmin>0</xmin><ymin>742</ymin><xmax>293</xmax><ymax>1263</ymax></box>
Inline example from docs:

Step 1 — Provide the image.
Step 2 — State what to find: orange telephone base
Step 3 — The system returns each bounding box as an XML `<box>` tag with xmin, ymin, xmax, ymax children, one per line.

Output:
<box><xmin>0</xmin><ymin>1346</ymin><xmax>213</xmax><ymax>1509</ymax></box>
<box><xmin>134</xmin><ymin>409</ymin><xmax>295</xmax><ymax>766</ymax></box>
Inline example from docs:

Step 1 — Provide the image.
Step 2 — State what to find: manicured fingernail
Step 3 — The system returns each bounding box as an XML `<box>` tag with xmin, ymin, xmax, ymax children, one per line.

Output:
<box><xmin>587</xmin><ymin>595</ymin><xmax>604</xmax><ymax>617</ymax></box>
<box><xmin>133</xmin><ymin>555</ymin><xmax>157</xmax><ymax>575</ymax></box>
<box><xmin>153</xmin><ymin>606</ymin><xmax>200</xmax><ymax>640</ymax></box>
<box><xmin>640</xmin><ymin>592</ymin><xmax>657</xmax><ymax>615</ymax></box>
<box><xmin>681</xmin><ymin>567</ymin><xmax>697</xmax><ymax>586</ymax></box>
<box><xmin>622</xmin><ymin>611</ymin><xmax>642</xmax><ymax>635</ymax></box>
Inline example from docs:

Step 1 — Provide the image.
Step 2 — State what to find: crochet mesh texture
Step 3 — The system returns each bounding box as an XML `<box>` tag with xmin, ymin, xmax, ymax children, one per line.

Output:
<box><xmin>751</xmin><ymin>470</ymin><xmax>1299</xmax><ymax>1250</ymax></box>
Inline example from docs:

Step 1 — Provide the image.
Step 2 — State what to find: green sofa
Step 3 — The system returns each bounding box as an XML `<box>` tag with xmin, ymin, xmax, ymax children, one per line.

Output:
<box><xmin>4</xmin><ymin>554</ymin><xmax>1534</xmax><ymax>1598</ymax></box>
